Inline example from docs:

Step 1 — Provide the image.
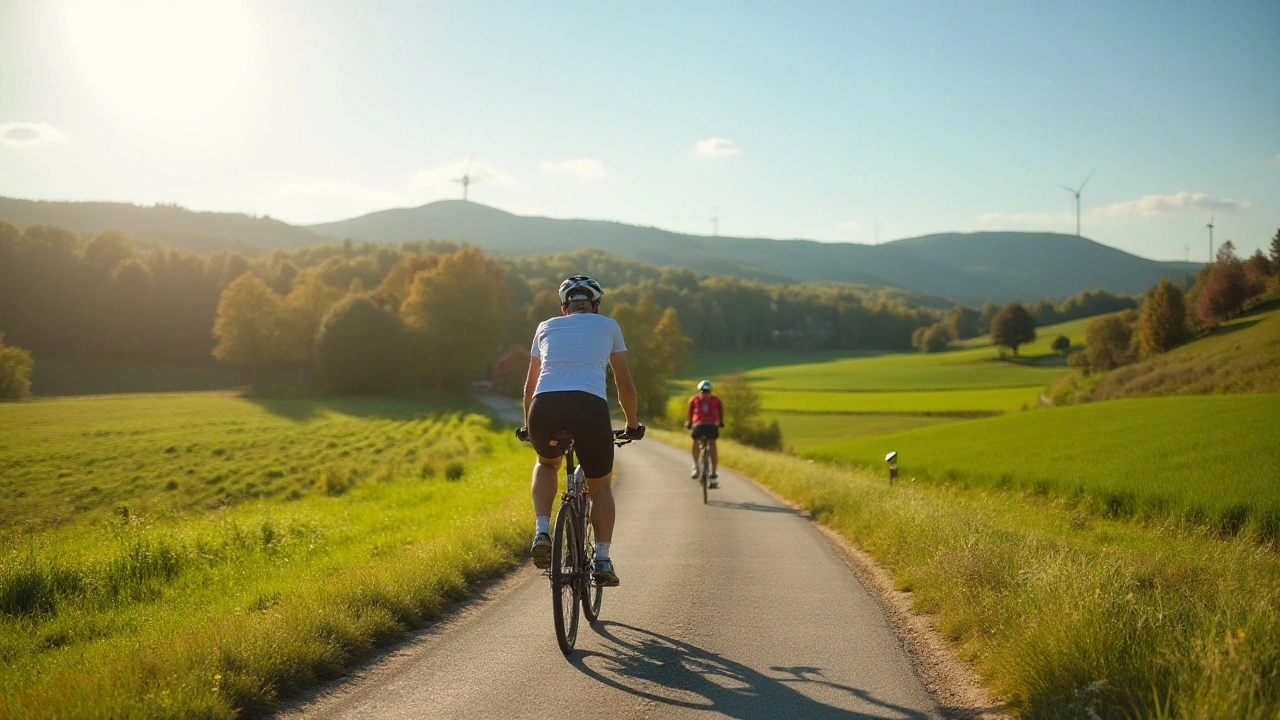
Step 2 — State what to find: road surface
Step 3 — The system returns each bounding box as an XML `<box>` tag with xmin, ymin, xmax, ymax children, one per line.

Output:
<box><xmin>283</xmin><ymin>438</ymin><xmax>943</xmax><ymax>719</ymax></box>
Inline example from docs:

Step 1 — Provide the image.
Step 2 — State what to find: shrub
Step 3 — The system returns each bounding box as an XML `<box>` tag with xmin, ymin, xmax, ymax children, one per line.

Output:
<box><xmin>444</xmin><ymin>462</ymin><xmax>465</xmax><ymax>480</ymax></box>
<box><xmin>1051</xmin><ymin>335</ymin><xmax>1070</xmax><ymax>356</ymax></box>
<box><xmin>1084</xmin><ymin>315</ymin><xmax>1134</xmax><ymax>371</ymax></box>
<box><xmin>0</xmin><ymin>332</ymin><xmax>33</xmax><ymax>400</ymax></box>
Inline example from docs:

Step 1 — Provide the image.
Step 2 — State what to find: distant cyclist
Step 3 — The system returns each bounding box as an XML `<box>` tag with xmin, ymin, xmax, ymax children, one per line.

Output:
<box><xmin>517</xmin><ymin>275</ymin><xmax>644</xmax><ymax>587</ymax></box>
<box><xmin>685</xmin><ymin>380</ymin><xmax>724</xmax><ymax>488</ymax></box>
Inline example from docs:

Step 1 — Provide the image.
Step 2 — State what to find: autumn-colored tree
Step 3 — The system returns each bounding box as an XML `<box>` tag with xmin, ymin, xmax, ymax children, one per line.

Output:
<box><xmin>943</xmin><ymin>305</ymin><xmax>981</xmax><ymax>340</ymax></box>
<box><xmin>1084</xmin><ymin>314</ymin><xmax>1133</xmax><ymax>371</ymax></box>
<box><xmin>0</xmin><ymin>332</ymin><xmax>34</xmax><ymax>400</ymax></box>
<box><xmin>401</xmin><ymin>247</ymin><xmax>509</xmax><ymax>388</ymax></box>
<box><xmin>1196</xmin><ymin>261</ymin><xmax>1249</xmax><ymax>326</ymax></box>
<box><xmin>278</xmin><ymin>272</ymin><xmax>344</xmax><ymax>379</ymax></box>
<box><xmin>1243</xmin><ymin>250</ymin><xmax>1270</xmax><ymax>294</ymax></box>
<box><xmin>911</xmin><ymin>322</ymin><xmax>950</xmax><ymax>353</ymax></box>
<box><xmin>1051</xmin><ymin>335</ymin><xmax>1071</xmax><ymax>356</ymax></box>
<box><xmin>990</xmin><ymin>302</ymin><xmax>1036</xmax><ymax>356</ymax></box>
<box><xmin>1270</xmin><ymin>229</ymin><xmax>1280</xmax><ymax>275</ymax></box>
<box><xmin>315</xmin><ymin>295</ymin><xmax>407</xmax><ymax>393</ymax></box>
<box><xmin>1138</xmin><ymin>279</ymin><xmax>1188</xmax><ymax>357</ymax></box>
<box><xmin>377</xmin><ymin>253</ymin><xmax>440</xmax><ymax>305</ymax></box>
<box><xmin>611</xmin><ymin>294</ymin><xmax>692</xmax><ymax>418</ymax></box>
<box><xmin>212</xmin><ymin>272</ymin><xmax>284</xmax><ymax>382</ymax></box>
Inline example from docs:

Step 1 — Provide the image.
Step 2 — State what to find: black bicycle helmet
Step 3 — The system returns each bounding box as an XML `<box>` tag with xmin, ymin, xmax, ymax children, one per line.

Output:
<box><xmin>558</xmin><ymin>275</ymin><xmax>604</xmax><ymax>304</ymax></box>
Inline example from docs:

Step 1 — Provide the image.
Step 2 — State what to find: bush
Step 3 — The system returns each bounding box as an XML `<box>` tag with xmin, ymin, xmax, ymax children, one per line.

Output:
<box><xmin>1084</xmin><ymin>315</ymin><xmax>1134</xmax><ymax>371</ymax></box>
<box><xmin>0</xmin><ymin>332</ymin><xmax>33</xmax><ymax>400</ymax></box>
<box><xmin>730</xmin><ymin>418</ymin><xmax>783</xmax><ymax>451</ymax></box>
<box><xmin>1051</xmin><ymin>335</ymin><xmax>1071</xmax><ymax>356</ymax></box>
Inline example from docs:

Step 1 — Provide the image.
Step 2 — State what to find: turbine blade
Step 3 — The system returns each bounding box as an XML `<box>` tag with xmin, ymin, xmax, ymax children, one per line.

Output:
<box><xmin>1078</xmin><ymin>170</ymin><xmax>1094</xmax><ymax>193</ymax></box>
<box><xmin>1059</xmin><ymin>185</ymin><xmax>1076</xmax><ymax>193</ymax></box>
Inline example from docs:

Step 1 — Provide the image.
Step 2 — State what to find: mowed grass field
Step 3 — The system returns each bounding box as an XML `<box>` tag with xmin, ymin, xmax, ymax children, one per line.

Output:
<box><xmin>0</xmin><ymin>393</ymin><xmax>531</xmax><ymax>718</ymax></box>
<box><xmin>810</xmin><ymin>393</ymin><xmax>1280</xmax><ymax>538</ymax></box>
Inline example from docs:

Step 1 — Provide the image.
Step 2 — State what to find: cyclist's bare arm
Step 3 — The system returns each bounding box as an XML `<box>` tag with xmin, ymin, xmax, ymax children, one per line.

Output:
<box><xmin>522</xmin><ymin>355</ymin><xmax>541</xmax><ymax>428</ymax></box>
<box><xmin>608</xmin><ymin>351</ymin><xmax>639</xmax><ymax>428</ymax></box>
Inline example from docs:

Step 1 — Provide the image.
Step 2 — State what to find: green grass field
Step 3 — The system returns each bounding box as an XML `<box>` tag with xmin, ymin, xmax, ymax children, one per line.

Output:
<box><xmin>761</xmin><ymin>386</ymin><xmax>1040</xmax><ymax>414</ymax></box>
<box><xmin>762</xmin><ymin>412</ymin><xmax>961</xmax><ymax>452</ymax></box>
<box><xmin>0</xmin><ymin>393</ymin><xmax>530</xmax><ymax>718</ymax></box>
<box><xmin>808</xmin><ymin>393</ymin><xmax>1280</xmax><ymax>536</ymax></box>
<box><xmin>30</xmin><ymin>360</ymin><xmax>245</xmax><ymax>396</ymax></box>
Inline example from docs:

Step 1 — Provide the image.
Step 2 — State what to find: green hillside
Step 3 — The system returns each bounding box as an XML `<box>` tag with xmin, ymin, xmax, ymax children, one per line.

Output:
<box><xmin>1075</xmin><ymin>297</ymin><xmax>1280</xmax><ymax>402</ymax></box>
<box><xmin>807</xmin><ymin>394</ymin><xmax>1280</xmax><ymax>538</ymax></box>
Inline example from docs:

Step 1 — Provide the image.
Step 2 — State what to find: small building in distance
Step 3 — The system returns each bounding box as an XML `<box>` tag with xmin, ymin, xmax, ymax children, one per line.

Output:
<box><xmin>490</xmin><ymin>344</ymin><xmax>529</xmax><ymax>395</ymax></box>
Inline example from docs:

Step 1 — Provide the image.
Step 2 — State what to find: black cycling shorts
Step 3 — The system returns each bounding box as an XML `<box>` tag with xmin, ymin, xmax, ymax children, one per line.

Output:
<box><xmin>691</xmin><ymin>423</ymin><xmax>720</xmax><ymax>440</ymax></box>
<box><xmin>528</xmin><ymin>391</ymin><xmax>615</xmax><ymax>479</ymax></box>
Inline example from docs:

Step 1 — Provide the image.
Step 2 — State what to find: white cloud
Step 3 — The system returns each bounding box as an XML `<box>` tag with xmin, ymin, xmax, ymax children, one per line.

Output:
<box><xmin>1094</xmin><ymin>191</ymin><xmax>1251</xmax><ymax>218</ymax></box>
<box><xmin>695</xmin><ymin>137</ymin><xmax>741</xmax><ymax>157</ymax></box>
<box><xmin>538</xmin><ymin>158</ymin><xmax>608</xmax><ymax>180</ymax></box>
<box><xmin>837</xmin><ymin>220</ymin><xmax>860</xmax><ymax>233</ymax></box>
<box><xmin>0</xmin><ymin>122</ymin><xmax>65</xmax><ymax>148</ymax></box>
<box><xmin>408</xmin><ymin>158</ymin><xmax>516</xmax><ymax>193</ymax></box>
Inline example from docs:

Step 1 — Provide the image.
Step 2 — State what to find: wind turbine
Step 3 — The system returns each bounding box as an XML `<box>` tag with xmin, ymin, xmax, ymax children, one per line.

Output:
<box><xmin>1206</xmin><ymin>212</ymin><xmax>1215</xmax><ymax>262</ymax></box>
<box><xmin>1059</xmin><ymin>171</ymin><xmax>1093</xmax><ymax>237</ymax></box>
<box><xmin>454</xmin><ymin>152</ymin><xmax>476</xmax><ymax>202</ymax></box>
<box><xmin>711</xmin><ymin>207</ymin><xmax>719</xmax><ymax>236</ymax></box>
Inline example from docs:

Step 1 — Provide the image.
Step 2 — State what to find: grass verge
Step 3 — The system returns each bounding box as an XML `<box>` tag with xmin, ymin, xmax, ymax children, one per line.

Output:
<box><xmin>672</xmin><ymin>432</ymin><xmax>1280</xmax><ymax>719</ymax></box>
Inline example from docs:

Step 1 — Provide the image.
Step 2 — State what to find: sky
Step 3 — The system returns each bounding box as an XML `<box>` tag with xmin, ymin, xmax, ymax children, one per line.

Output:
<box><xmin>1</xmin><ymin>0</ymin><xmax>1277</xmax><ymax>261</ymax></box>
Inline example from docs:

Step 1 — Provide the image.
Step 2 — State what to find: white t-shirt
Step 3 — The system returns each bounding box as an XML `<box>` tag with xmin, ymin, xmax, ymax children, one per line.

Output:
<box><xmin>530</xmin><ymin>312</ymin><xmax>627</xmax><ymax>400</ymax></box>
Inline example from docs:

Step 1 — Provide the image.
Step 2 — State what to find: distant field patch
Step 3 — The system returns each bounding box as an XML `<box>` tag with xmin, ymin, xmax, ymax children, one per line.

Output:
<box><xmin>745</xmin><ymin>349</ymin><xmax>1066</xmax><ymax>391</ymax></box>
<box><xmin>31</xmin><ymin>360</ymin><xmax>244</xmax><ymax>396</ymax></box>
<box><xmin>762</xmin><ymin>412</ymin><xmax>959</xmax><ymax>452</ymax></box>
<box><xmin>809</xmin><ymin>394</ymin><xmax>1280</xmax><ymax>537</ymax></box>
<box><xmin>761</xmin><ymin>386</ymin><xmax>1040</xmax><ymax>414</ymax></box>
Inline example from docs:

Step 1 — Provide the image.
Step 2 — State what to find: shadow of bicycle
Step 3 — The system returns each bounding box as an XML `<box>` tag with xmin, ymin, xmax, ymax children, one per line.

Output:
<box><xmin>706</xmin><ymin>499</ymin><xmax>802</xmax><ymax>515</ymax></box>
<box><xmin>569</xmin><ymin>621</ymin><xmax>931</xmax><ymax>719</ymax></box>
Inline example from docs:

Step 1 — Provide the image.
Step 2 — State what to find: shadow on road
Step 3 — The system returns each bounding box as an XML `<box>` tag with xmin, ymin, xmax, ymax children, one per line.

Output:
<box><xmin>707</xmin><ymin>499</ymin><xmax>802</xmax><ymax>515</ymax></box>
<box><xmin>570</xmin><ymin>621</ymin><xmax>929</xmax><ymax>719</ymax></box>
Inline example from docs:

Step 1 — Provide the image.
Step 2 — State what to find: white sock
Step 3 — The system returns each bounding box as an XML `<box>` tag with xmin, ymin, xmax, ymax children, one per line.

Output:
<box><xmin>595</xmin><ymin>541</ymin><xmax>610</xmax><ymax>560</ymax></box>
<box><xmin>535</xmin><ymin>516</ymin><xmax>550</xmax><ymax>536</ymax></box>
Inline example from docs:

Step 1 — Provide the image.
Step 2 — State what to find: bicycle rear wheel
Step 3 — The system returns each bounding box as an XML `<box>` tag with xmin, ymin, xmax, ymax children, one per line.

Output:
<box><xmin>551</xmin><ymin>502</ymin><xmax>580</xmax><ymax>655</ymax></box>
<box><xmin>700</xmin><ymin>446</ymin><xmax>710</xmax><ymax>504</ymax></box>
<box><xmin>581</xmin><ymin>513</ymin><xmax>603</xmax><ymax>622</ymax></box>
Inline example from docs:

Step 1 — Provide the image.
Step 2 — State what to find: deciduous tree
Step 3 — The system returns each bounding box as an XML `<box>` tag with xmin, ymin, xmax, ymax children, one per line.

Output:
<box><xmin>315</xmin><ymin>295</ymin><xmax>407</xmax><ymax>393</ymax></box>
<box><xmin>0</xmin><ymin>332</ymin><xmax>33</xmax><ymax>400</ymax></box>
<box><xmin>611</xmin><ymin>294</ymin><xmax>692</xmax><ymax>418</ymax></box>
<box><xmin>1084</xmin><ymin>314</ymin><xmax>1133</xmax><ymax>371</ymax></box>
<box><xmin>990</xmin><ymin>303</ymin><xmax>1036</xmax><ymax>356</ymax></box>
<box><xmin>212</xmin><ymin>272</ymin><xmax>284</xmax><ymax>382</ymax></box>
<box><xmin>1196</xmin><ymin>261</ymin><xmax>1249</xmax><ymax>325</ymax></box>
<box><xmin>1051</xmin><ymin>335</ymin><xmax>1071</xmax><ymax>356</ymax></box>
<box><xmin>717</xmin><ymin>372</ymin><xmax>782</xmax><ymax>450</ymax></box>
<box><xmin>1138</xmin><ymin>279</ymin><xmax>1189</xmax><ymax>357</ymax></box>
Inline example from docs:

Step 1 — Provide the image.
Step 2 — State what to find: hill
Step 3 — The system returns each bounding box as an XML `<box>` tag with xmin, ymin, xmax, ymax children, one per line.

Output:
<box><xmin>309</xmin><ymin>200</ymin><xmax>1200</xmax><ymax>302</ymax></box>
<box><xmin>0</xmin><ymin>195</ymin><xmax>1201</xmax><ymax>302</ymax></box>
<box><xmin>0</xmin><ymin>196</ymin><xmax>327</xmax><ymax>254</ymax></box>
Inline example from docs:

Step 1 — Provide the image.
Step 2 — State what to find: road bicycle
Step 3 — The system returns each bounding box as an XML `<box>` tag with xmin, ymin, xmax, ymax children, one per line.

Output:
<box><xmin>548</xmin><ymin>428</ymin><xmax>633</xmax><ymax>656</ymax></box>
<box><xmin>696</xmin><ymin>436</ymin><xmax>711</xmax><ymax>504</ymax></box>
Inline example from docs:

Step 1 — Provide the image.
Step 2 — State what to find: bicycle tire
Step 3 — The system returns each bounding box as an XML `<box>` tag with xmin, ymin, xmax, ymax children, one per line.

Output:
<box><xmin>551</xmin><ymin>502</ymin><xmax>580</xmax><ymax>655</ymax></box>
<box><xmin>581</xmin><ymin>511</ymin><xmax>603</xmax><ymax>622</ymax></box>
<box><xmin>700</xmin><ymin>444</ymin><xmax>710</xmax><ymax>504</ymax></box>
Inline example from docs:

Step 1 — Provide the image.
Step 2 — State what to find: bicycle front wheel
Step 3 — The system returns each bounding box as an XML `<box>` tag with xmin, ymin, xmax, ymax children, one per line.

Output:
<box><xmin>700</xmin><ymin>448</ymin><xmax>710</xmax><ymax>504</ymax></box>
<box><xmin>551</xmin><ymin>502</ymin><xmax>581</xmax><ymax>655</ymax></box>
<box><xmin>581</xmin><ymin>513</ymin><xmax>603</xmax><ymax>622</ymax></box>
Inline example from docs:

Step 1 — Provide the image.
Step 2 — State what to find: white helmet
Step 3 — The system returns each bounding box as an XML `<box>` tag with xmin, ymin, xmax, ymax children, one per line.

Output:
<box><xmin>558</xmin><ymin>275</ymin><xmax>604</xmax><ymax>304</ymax></box>
<box><xmin>697</xmin><ymin>380</ymin><xmax>712</xmax><ymax>392</ymax></box>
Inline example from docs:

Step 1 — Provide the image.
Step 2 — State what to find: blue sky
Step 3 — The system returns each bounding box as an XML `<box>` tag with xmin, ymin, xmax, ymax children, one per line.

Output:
<box><xmin>1</xmin><ymin>0</ymin><xmax>1276</xmax><ymax>261</ymax></box>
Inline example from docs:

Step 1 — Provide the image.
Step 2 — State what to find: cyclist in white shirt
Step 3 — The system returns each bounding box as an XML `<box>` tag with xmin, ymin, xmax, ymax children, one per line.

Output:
<box><xmin>517</xmin><ymin>275</ymin><xmax>643</xmax><ymax>587</ymax></box>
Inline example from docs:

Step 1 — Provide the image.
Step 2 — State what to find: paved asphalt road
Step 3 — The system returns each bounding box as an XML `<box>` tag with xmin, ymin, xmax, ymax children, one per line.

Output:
<box><xmin>284</xmin><ymin>438</ymin><xmax>942</xmax><ymax>720</ymax></box>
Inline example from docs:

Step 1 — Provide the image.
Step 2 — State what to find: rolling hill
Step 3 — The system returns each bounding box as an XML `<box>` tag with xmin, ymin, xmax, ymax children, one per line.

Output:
<box><xmin>1</xmin><ymin>195</ymin><xmax>1201</xmax><ymax>303</ymax></box>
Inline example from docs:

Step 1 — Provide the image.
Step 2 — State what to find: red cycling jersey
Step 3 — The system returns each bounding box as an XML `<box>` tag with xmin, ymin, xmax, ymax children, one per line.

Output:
<box><xmin>687</xmin><ymin>394</ymin><xmax>723</xmax><ymax>426</ymax></box>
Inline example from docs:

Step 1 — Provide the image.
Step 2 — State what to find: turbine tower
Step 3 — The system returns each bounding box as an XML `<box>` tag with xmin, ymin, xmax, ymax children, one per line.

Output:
<box><xmin>1059</xmin><ymin>171</ymin><xmax>1093</xmax><ymax>237</ymax></box>
<box><xmin>454</xmin><ymin>152</ymin><xmax>476</xmax><ymax>202</ymax></box>
<box><xmin>711</xmin><ymin>207</ymin><xmax>719</xmax><ymax>236</ymax></box>
<box><xmin>1206</xmin><ymin>212</ymin><xmax>1215</xmax><ymax>262</ymax></box>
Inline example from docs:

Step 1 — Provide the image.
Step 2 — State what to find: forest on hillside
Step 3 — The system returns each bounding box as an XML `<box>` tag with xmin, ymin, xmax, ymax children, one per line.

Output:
<box><xmin>0</xmin><ymin>220</ymin><xmax>1145</xmax><ymax>381</ymax></box>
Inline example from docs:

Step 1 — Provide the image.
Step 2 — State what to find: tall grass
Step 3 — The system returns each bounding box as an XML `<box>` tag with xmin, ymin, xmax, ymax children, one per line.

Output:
<box><xmin>693</xmin><ymin>434</ymin><xmax>1280</xmax><ymax>719</ymax></box>
<box><xmin>0</xmin><ymin>394</ymin><xmax>534</xmax><ymax>717</ymax></box>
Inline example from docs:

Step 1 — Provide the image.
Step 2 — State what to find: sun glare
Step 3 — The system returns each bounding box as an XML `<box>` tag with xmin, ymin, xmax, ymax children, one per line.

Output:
<box><xmin>61</xmin><ymin>0</ymin><xmax>255</xmax><ymax>121</ymax></box>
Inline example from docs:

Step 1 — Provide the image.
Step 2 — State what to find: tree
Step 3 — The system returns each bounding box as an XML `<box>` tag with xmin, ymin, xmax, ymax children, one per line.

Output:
<box><xmin>1084</xmin><ymin>315</ymin><xmax>1133</xmax><ymax>371</ymax></box>
<box><xmin>978</xmin><ymin>301</ymin><xmax>1000</xmax><ymax>334</ymax></box>
<box><xmin>1243</xmin><ymin>250</ymin><xmax>1270</xmax><ymax>295</ymax></box>
<box><xmin>1270</xmin><ymin>228</ymin><xmax>1280</xmax><ymax>275</ymax></box>
<box><xmin>717</xmin><ymin>372</ymin><xmax>783</xmax><ymax>450</ymax></box>
<box><xmin>1051</xmin><ymin>335</ymin><xmax>1071</xmax><ymax>356</ymax></box>
<box><xmin>611</xmin><ymin>294</ymin><xmax>691</xmax><ymax>418</ymax></box>
<box><xmin>1196</xmin><ymin>261</ymin><xmax>1249</xmax><ymax>326</ymax></box>
<box><xmin>990</xmin><ymin>303</ymin><xmax>1036</xmax><ymax>356</ymax></box>
<box><xmin>315</xmin><ymin>295</ymin><xmax>407</xmax><ymax>393</ymax></box>
<box><xmin>0</xmin><ymin>332</ymin><xmax>34</xmax><ymax>400</ymax></box>
<box><xmin>1138</xmin><ymin>279</ymin><xmax>1188</xmax><ymax>357</ymax></box>
<box><xmin>943</xmin><ymin>305</ymin><xmax>980</xmax><ymax>340</ymax></box>
<box><xmin>278</xmin><ymin>273</ymin><xmax>344</xmax><ymax>380</ymax></box>
<box><xmin>212</xmin><ymin>272</ymin><xmax>284</xmax><ymax>382</ymax></box>
<box><xmin>912</xmin><ymin>323</ymin><xmax>950</xmax><ymax>353</ymax></box>
<box><xmin>400</xmin><ymin>246</ymin><xmax>508</xmax><ymax>388</ymax></box>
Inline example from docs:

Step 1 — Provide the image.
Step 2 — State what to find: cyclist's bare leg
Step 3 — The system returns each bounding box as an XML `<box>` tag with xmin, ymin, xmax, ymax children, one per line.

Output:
<box><xmin>690</xmin><ymin>438</ymin><xmax>699</xmax><ymax>464</ymax></box>
<box><xmin>585</xmin><ymin>474</ymin><xmax>615</xmax><ymax>542</ymax></box>
<box><xmin>710</xmin><ymin>439</ymin><xmax>719</xmax><ymax>474</ymax></box>
<box><xmin>531</xmin><ymin>454</ymin><xmax>562</xmax><ymax>519</ymax></box>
